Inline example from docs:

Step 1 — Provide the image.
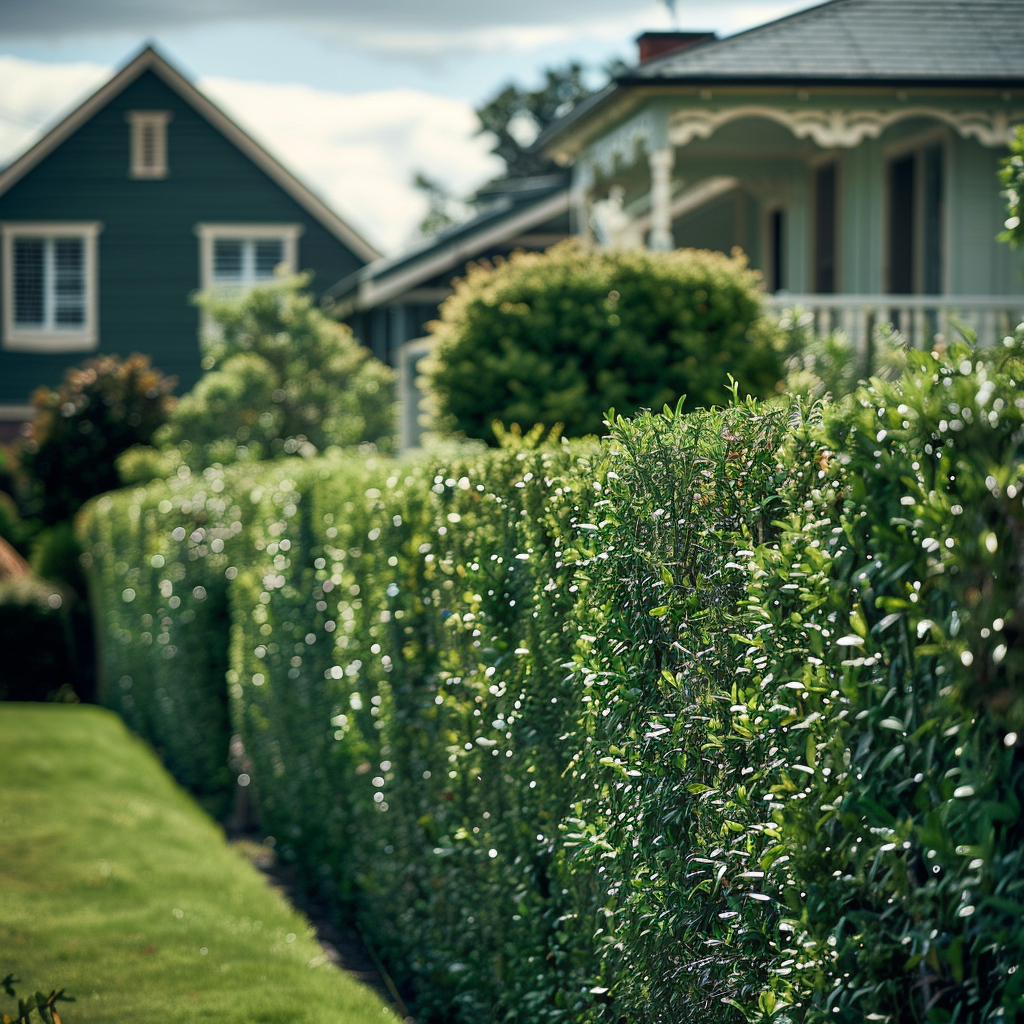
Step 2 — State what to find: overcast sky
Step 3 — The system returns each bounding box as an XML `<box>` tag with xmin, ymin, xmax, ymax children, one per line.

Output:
<box><xmin>0</xmin><ymin>0</ymin><xmax>810</xmax><ymax>253</ymax></box>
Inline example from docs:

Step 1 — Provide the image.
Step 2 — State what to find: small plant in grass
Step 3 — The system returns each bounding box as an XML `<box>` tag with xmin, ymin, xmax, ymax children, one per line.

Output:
<box><xmin>1</xmin><ymin>975</ymin><xmax>73</xmax><ymax>1024</ymax></box>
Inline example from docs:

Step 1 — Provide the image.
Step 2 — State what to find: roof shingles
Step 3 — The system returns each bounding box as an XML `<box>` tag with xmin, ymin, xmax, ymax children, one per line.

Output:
<box><xmin>629</xmin><ymin>0</ymin><xmax>1024</xmax><ymax>83</ymax></box>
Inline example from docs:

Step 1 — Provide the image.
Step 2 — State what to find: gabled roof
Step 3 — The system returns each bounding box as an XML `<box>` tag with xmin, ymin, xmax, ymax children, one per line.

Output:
<box><xmin>0</xmin><ymin>45</ymin><xmax>380</xmax><ymax>263</ymax></box>
<box><xmin>628</xmin><ymin>0</ymin><xmax>1024</xmax><ymax>85</ymax></box>
<box><xmin>325</xmin><ymin>174</ymin><xmax>569</xmax><ymax>313</ymax></box>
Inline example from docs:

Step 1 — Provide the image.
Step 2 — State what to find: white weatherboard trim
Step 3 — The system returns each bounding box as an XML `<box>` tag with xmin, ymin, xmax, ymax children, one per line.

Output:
<box><xmin>0</xmin><ymin>405</ymin><xmax>34</xmax><ymax>421</ymax></box>
<box><xmin>1</xmin><ymin>221</ymin><xmax>102</xmax><ymax>353</ymax></box>
<box><xmin>195</xmin><ymin>223</ymin><xmax>303</xmax><ymax>291</ymax></box>
<box><xmin>355</xmin><ymin>190</ymin><xmax>571</xmax><ymax>311</ymax></box>
<box><xmin>0</xmin><ymin>47</ymin><xmax>380</xmax><ymax>264</ymax></box>
<box><xmin>126</xmin><ymin>110</ymin><xmax>172</xmax><ymax>179</ymax></box>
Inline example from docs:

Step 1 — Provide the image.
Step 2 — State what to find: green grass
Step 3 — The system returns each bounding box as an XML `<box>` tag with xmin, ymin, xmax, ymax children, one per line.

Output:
<box><xmin>0</xmin><ymin>703</ymin><xmax>393</xmax><ymax>1024</ymax></box>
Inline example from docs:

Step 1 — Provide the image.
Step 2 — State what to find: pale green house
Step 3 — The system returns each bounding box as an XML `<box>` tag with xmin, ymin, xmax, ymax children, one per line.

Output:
<box><xmin>541</xmin><ymin>0</ymin><xmax>1024</xmax><ymax>352</ymax></box>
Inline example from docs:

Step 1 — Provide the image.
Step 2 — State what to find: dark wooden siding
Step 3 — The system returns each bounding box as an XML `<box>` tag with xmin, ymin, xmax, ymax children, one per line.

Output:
<box><xmin>0</xmin><ymin>69</ymin><xmax>366</xmax><ymax>405</ymax></box>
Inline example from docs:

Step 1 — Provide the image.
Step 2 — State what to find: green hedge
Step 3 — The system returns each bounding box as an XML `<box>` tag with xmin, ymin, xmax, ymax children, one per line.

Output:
<box><xmin>80</xmin><ymin>335</ymin><xmax>1024</xmax><ymax>1023</ymax></box>
<box><xmin>562</xmin><ymin>340</ymin><xmax>1024</xmax><ymax>1024</ymax></box>
<box><xmin>0</xmin><ymin>576</ymin><xmax>76</xmax><ymax>701</ymax></box>
<box><xmin>228</xmin><ymin>443</ymin><xmax>600</xmax><ymax>1021</ymax></box>
<box><xmin>77</xmin><ymin>462</ymin><xmax>284</xmax><ymax>816</ymax></box>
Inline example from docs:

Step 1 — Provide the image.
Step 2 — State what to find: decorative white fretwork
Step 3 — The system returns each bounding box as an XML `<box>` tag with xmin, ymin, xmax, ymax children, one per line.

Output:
<box><xmin>576</xmin><ymin>108</ymin><xmax>666</xmax><ymax>186</ymax></box>
<box><xmin>668</xmin><ymin>105</ymin><xmax>1023</xmax><ymax>149</ymax></box>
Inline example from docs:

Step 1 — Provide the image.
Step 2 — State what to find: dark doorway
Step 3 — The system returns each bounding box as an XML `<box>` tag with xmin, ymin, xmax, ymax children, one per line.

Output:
<box><xmin>889</xmin><ymin>154</ymin><xmax>916</xmax><ymax>294</ymax></box>
<box><xmin>922</xmin><ymin>144</ymin><xmax>944</xmax><ymax>294</ymax></box>
<box><xmin>813</xmin><ymin>163</ymin><xmax>837</xmax><ymax>293</ymax></box>
<box><xmin>768</xmin><ymin>208</ymin><xmax>785</xmax><ymax>292</ymax></box>
<box><xmin>888</xmin><ymin>144</ymin><xmax>945</xmax><ymax>295</ymax></box>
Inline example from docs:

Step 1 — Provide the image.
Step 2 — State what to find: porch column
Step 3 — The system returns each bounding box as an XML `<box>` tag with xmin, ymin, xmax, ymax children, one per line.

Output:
<box><xmin>648</xmin><ymin>146</ymin><xmax>675</xmax><ymax>251</ymax></box>
<box><xmin>572</xmin><ymin>187</ymin><xmax>593</xmax><ymax>244</ymax></box>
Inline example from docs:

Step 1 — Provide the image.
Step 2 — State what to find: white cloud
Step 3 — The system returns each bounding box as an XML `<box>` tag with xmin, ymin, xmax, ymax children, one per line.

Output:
<box><xmin>0</xmin><ymin>57</ymin><xmax>503</xmax><ymax>256</ymax></box>
<box><xmin>0</xmin><ymin>0</ymin><xmax>667</xmax><ymax>39</ymax></box>
<box><xmin>0</xmin><ymin>55</ymin><xmax>109</xmax><ymax>167</ymax></box>
<box><xmin>321</xmin><ymin>11</ymin><xmax>662</xmax><ymax>59</ymax></box>
<box><xmin>201</xmin><ymin>77</ymin><xmax>503</xmax><ymax>253</ymax></box>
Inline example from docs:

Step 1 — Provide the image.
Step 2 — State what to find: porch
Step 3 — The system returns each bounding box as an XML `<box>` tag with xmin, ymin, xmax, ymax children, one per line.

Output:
<box><xmin>764</xmin><ymin>292</ymin><xmax>1024</xmax><ymax>358</ymax></box>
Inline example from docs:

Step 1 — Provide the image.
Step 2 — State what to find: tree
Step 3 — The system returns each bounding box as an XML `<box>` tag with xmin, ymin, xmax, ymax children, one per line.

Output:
<box><xmin>155</xmin><ymin>275</ymin><xmax>395</xmax><ymax>468</ymax></box>
<box><xmin>413</xmin><ymin>171</ymin><xmax>474</xmax><ymax>238</ymax></box>
<box><xmin>427</xmin><ymin>240</ymin><xmax>784</xmax><ymax>443</ymax></box>
<box><xmin>476</xmin><ymin>59</ymin><xmax>628</xmax><ymax>180</ymax></box>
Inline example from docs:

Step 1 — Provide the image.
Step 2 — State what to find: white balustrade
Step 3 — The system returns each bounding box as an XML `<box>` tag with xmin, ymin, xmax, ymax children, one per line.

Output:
<box><xmin>765</xmin><ymin>294</ymin><xmax>1024</xmax><ymax>362</ymax></box>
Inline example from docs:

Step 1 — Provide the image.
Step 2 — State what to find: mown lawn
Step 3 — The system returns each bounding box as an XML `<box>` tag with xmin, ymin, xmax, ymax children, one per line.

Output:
<box><xmin>0</xmin><ymin>703</ymin><xmax>392</xmax><ymax>1024</ymax></box>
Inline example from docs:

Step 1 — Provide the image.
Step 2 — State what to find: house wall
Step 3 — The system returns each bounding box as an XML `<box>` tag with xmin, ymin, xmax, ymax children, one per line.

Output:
<box><xmin>0</xmin><ymin>69</ymin><xmax>366</xmax><ymax>409</ymax></box>
<box><xmin>948</xmin><ymin>138</ymin><xmax>1024</xmax><ymax>294</ymax></box>
<box><xmin>836</xmin><ymin>123</ymin><xmax>1024</xmax><ymax>296</ymax></box>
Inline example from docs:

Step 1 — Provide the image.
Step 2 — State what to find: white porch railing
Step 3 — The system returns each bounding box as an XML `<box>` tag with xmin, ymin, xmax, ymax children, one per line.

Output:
<box><xmin>765</xmin><ymin>294</ymin><xmax>1024</xmax><ymax>355</ymax></box>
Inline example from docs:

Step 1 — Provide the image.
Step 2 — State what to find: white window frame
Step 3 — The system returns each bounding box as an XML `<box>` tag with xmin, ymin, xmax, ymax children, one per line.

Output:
<box><xmin>1</xmin><ymin>222</ymin><xmax>101</xmax><ymax>352</ymax></box>
<box><xmin>195</xmin><ymin>223</ymin><xmax>302</xmax><ymax>294</ymax></box>
<box><xmin>126</xmin><ymin>110</ymin><xmax>172</xmax><ymax>179</ymax></box>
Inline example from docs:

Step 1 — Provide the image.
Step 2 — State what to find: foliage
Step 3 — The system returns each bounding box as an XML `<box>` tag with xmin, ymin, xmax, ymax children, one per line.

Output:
<box><xmin>0</xmin><ymin>704</ymin><xmax>392</xmax><ymax>1024</ymax></box>
<box><xmin>18</xmin><ymin>354</ymin><xmax>176</xmax><ymax>525</ymax></box>
<box><xmin>761</xmin><ymin>332</ymin><xmax>1024</xmax><ymax>1023</ymax></box>
<box><xmin>81</xmin><ymin>330</ymin><xmax>1024</xmax><ymax>1023</ymax></box>
<box><xmin>30</xmin><ymin>522</ymin><xmax>86</xmax><ymax>596</ymax></box>
<box><xmin>82</xmin><ymin>441</ymin><xmax>600</xmax><ymax>1021</ymax></box>
<box><xmin>413</xmin><ymin>171</ymin><xmax>474</xmax><ymax>238</ymax></box>
<box><xmin>562</xmin><ymin>397</ymin><xmax>794</xmax><ymax>1023</ymax></box>
<box><xmin>428</xmin><ymin>240</ymin><xmax>783</xmax><ymax>443</ymax></box>
<box><xmin>0</xmin><ymin>490</ymin><xmax>27</xmax><ymax>552</ymax></box>
<box><xmin>156</xmin><ymin>276</ymin><xmax>395</xmax><ymax>469</ymax></box>
<box><xmin>0</xmin><ymin>577</ymin><xmax>75</xmax><ymax>701</ymax></box>
<box><xmin>76</xmin><ymin>462</ymin><xmax>274</xmax><ymax>815</ymax></box>
<box><xmin>777</xmin><ymin>308</ymin><xmax>907</xmax><ymax>402</ymax></box>
<box><xmin>1</xmin><ymin>975</ymin><xmax>73</xmax><ymax>1024</ymax></box>
<box><xmin>998</xmin><ymin>123</ymin><xmax>1024</xmax><ymax>250</ymax></box>
<box><xmin>476</xmin><ymin>61</ymin><xmax>595</xmax><ymax>179</ymax></box>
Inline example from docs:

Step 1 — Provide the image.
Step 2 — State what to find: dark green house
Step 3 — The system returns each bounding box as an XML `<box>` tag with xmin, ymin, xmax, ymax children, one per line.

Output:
<box><xmin>0</xmin><ymin>46</ymin><xmax>378</xmax><ymax>436</ymax></box>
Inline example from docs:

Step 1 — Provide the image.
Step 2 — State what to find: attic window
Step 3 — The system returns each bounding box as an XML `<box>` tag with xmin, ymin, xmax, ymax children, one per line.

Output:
<box><xmin>126</xmin><ymin>111</ymin><xmax>172</xmax><ymax>179</ymax></box>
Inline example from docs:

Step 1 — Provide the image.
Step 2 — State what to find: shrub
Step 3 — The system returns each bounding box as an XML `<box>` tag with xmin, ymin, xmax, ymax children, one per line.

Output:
<box><xmin>18</xmin><ymin>353</ymin><xmax>176</xmax><ymax>525</ymax></box>
<box><xmin>80</xmin><ymin>332</ymin><xmax>1024</xmax><ymax>1023</ymax></box>
<box><xmin>76</xmin><ymin>462</ymin><xmax>275</xmax><ymax>816</ymax></box>
<box><xmin>0</xmin><ymin>576</ymin><xmax>75</xmax><ymax>701</ymax></box>
<box><xmin>756</xmin><ymin>334</ymin><xmax>1024</xmax><ymax>1022</ymax></box>
<box><xmin>227</xmin><ymin>442</ymin><xmax>601</xmax><ymax>1022</ymax></box>
<box><xmin>777</xmin><ymin>307</ymin><xmax>907</xmax><ymax>402</ymax></box>
<box><xmin>562</xmin><ymin>397</ymin><xmax>795</xmax><ymax>1023</ymax></box>
<box><xmin>0</xmin><ymin>490</ymin><xmax>28</xmax><ymax>553</ymax></box>
<box><xmin>999</xmin><ymin>123</ymin><xmax>1024</xmax><ymax>250</ymax></box>
<box><xmin>427</xmin><ymin>240</ymin><xmax>783</xmax><ymax>442</ymax></box>
<box><xmin>157</xmin><ymin>277</ymin><xmax>396</xmax><ymax>468</ymax></box>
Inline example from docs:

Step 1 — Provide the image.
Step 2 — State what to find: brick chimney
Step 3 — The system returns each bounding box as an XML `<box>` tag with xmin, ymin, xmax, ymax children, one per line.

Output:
<box><xmin>636</xmin><ymin>31</ymin><xmax>717</xmax><ymax>65</ymax></box>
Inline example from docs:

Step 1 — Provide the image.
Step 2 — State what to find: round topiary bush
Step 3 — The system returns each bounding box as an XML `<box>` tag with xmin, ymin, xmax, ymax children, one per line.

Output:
<box><xmin>427</xmin><ymin>240</ymin><xmax>783</xmax><ymax>442</ymax></box>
